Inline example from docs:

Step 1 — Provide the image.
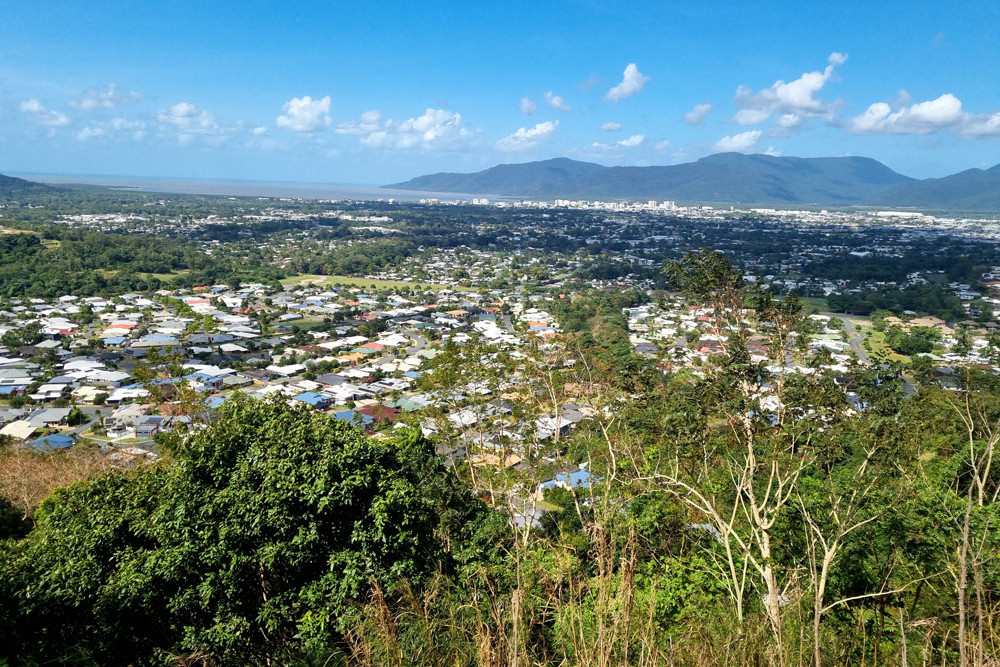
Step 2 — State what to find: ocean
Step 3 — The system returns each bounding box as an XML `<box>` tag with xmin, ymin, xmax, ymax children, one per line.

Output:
<box><xmin>12</xmin><ymin>173</ymin><xmax>500</xmax><ymax>203</ymax></box>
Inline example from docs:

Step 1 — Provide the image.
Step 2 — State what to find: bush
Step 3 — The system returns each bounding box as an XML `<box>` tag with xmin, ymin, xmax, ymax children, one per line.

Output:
<box><xmin>0</xmin><ymin>395</ymin><xmax>482</xmax><ymax>665</ymax></box>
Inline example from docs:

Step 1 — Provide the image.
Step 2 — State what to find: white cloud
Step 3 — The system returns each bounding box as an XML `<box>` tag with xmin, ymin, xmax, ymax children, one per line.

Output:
<box><xmin>683</xmin><ymin>102</ymin><xmax>712</xmax><ymax>125</ymax></box>
<box><xmin>592</xmin><ymin>134</ymin><xmax>645</xmax><ymax>150</ymax></box>
<box><xmin>733</xmin><ymin>52</ymin><xmax>846</xmax><ymax>126</ymax></box>
<box><xmin>76</xmin><ymin>127</ymin><xmax>103</xmax><ymax>141</ymax></box>
<box><xmin>353</xmin><ymin>108</ymin><xmax>474</xmax><ymax>150</ymax></box>
<box><xmin>963</xmin><ymin>112</ymin><xmax>1000</xmax><ymax>138</ymax></box>
<box><xmin>157</xmin><ymin>102</ymin><xmax>237</xmax><ymax>145</ymax></box>
<box><xmin>19</xmin><ymin>98</ymin><xmax>70</xmax><ymax>128</ymax></box>
<box><xmin>251</xmin><ymin>126</ymin><xmax>268</xmax><ymax>136</ymax></box>
<box><xmin>776</xmin><ymin>113</ymin><xmax>804</xmax><ymax>129</ymax></box>
<box><xmin>714</xmin><ymin>130</ymin><xmax>762</xmax><ymax>152</ymax></box>
<box><xmin>600</xmin><ymin>121</ymin><xmax>623</xmax><ymax>131</ymax></box>
<box><xmin>520</xmin><ymin>97</ymin><xmax>537</xmax><ymax>115</ymax></box>
<box><xmin>545</xmin><ymin>91</ymin><xmax>571</xmax><ymax>112</ymax></box>
<box><xmin>496</xmin><ymin>120</ymin><xmax>559</xmax><ymax>151</ymax></box>
<box><xmin>734</xmin><ymin>109</ymin><xmax>771</xmax><ymax>125</ymax></box>
<box><xmin>335</xmin><ymin>109</ymin><xmax>383</xmax><ymax>135</ymax></box>
<box><xmin>69</xmin><ymin>84</ymin><xmax>141</xmax><ymax>110</ymax></box>
<box><xmin>846</xmin><ymin>91</ymin><xmax>1000</xmax><ymax>138</ymax></box>
<box><xmin>764</xmin><ymin>146</ymin><xmax>782</xmax><ymax>156</ymax></box>
<box><xmin>605</xmin><ymin>63</ymin><xmax>649</xmax><ymax>102</ymax></box>
<box><xmin>77</xmin><ymin>116</ymin><xmax>147</xmax><ymax>141</ymax></box>
<box><xmin>158</xmin><ymin>102</ymin><xmax>219</xmax><ymax>133</ymax></box>
<box><xmin>276</xmin><ymin>95</ymin><xmax>331</xmax><ymax>133</ymax></box>
<box><xmin>618</xmin><ymin>134</ymin><xmax>645</xmax><ymax>147</ymax></box>
<box><xmin>655</xmin><ymin>139</ymin><xmax>671</xmax><ymax>152</ymax></box>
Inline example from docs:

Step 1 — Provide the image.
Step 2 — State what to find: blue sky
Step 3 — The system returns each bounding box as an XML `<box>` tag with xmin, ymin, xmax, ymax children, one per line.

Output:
<box><xmin>1</xmin><ymin>0</ymin><xmax>998</xmax><ymax>183</ymax></box>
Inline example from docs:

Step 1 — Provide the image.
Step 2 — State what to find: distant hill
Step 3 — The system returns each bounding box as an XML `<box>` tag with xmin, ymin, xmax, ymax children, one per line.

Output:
<box><xmin>0</xmin><ymin>173</ymin><xmax>58</xmax><ymax>197</ymax></box>
<box><xmin>866</xmin><ymin>164</ymin><xmax>1000</xmax><ymax>211</ymax></box>
<box><xmin>388</xmin><ymin>154</ymin><xmax>915</xmax><ymax>205</ymax></box>
<box><xmin>388</xmin><ymin>154</ymin><xmax>1000</xmax><ymax>211</ymax></box>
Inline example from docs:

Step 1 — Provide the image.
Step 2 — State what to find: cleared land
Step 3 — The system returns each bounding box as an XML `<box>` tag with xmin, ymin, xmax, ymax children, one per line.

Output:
<box><xmin>281</xmin><ymin>274</ymin><xmax>469</xmax><ymax>292</ymax></box>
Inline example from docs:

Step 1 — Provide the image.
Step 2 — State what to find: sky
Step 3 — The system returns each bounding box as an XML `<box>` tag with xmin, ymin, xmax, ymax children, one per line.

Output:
<box><xmin>1</xmin><ymin>0</ymin><xmax>998</xmax><ymax>184</ymax></box>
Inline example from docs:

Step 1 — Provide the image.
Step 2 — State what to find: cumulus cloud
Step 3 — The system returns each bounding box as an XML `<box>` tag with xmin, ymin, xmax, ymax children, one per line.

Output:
<box><xmin>496</xmin><ymin>120</ymin><xmax>559</xmax><ymax>151</ymax></box>
<box><xmin>158</xmin><ymin>102</ymin><xmax>219</xmax><ymax>133</ymax></box>
<box><xmin>276</xmin><ymin>95</ymin><xmax>331</xmax><ymax>133</ymax></box>
<box><xmin>605</xmin><ymin>63</ymin><xmax>649</xmax><ymax>102</ymax></box>
<box><xmin>157</xmin><ymin>102</ymin><xmax>237</xmax><ymax>144</ymax></box>
<box><xmin>19</xmin><ymin>98</ymin><xmax>70</xmax><ymax>128</ymax></box>
<box><xmin>600</xmin><ymin>121</ymin><xmax>623</xmax><ymax>131</ymax></box>
<box><xmin>251</xmin><ymin>126</ymin><xmax>268</xmax><ymax>136</ymax></box>
<box><xmin>964</xmin><ymin>112</ymin><xmax>1000</xmax><ymax>138</ymax></box>
<box><xmin>545</xmin><ymin>91</ymin><xmax>571</xmax><ymax>111</ymax></box>
<box><xmin>734</xmin><ymin>109</ymin><xmax>771</xmax><ymax>125</ymax></box>
<box><xmin>344</xmin><ymin>108</ymin><xmax>474</xmax><ymax>150</ymax></box>
<box><xmin>618</xmin><ymin>134</ymin><xmax>645</xmax><ymax>147</ymax></box>
<box><xmin>733</xmin><ymin>53</ymin><xmax>846</xmax><ymax>127</ymax></box>
<box><xmin>592</xmin><ymin>134</ymin><xmax>645</xmax><ymax>150</ymax></box>
<box><xmin>77</xmin><ymin>116</ymin><xmax>147</xmax><ymax>141</ymax></box>
<box><xmin>69</xmin><ymin>83</ymin><xmax>141</xmax><ymax>110</ymax></box>
<box><xmin>520</xmin><ymin>97</ymin><xmax>537</xmax><ymax>115</ymax></box>
<box><xmin>335</xmin><ymin>109</ymin><xmax>383</xmax><ymax>135</ymax></box>
<box><xmin>764</xmin><ymin>146</ymin><xmax>782</xmax><ymax>156</ymax></box>
<box><xmin>683</xmin><ymin>102</ymin><xmax>712</xmax><ymax>125</ymax></box>
<box><xmin>776</xmin><ymin>113</ymin><xmax>804</xmax><ymax>130</ymax></box>
<box><xmin>846</xmin><ymin>92</ymin><xmax>1000</xmax><ymax>137</ymax></box>
<box><xmin>714</xmin><ymin>130</ymin><xmax>762</xmax><ymax>152</ymax></box>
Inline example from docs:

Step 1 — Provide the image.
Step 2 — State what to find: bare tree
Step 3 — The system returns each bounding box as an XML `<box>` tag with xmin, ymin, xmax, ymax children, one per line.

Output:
<box><xmin>796</xmin><ymin>447</ymin><xmax>885</xmax><ymax>667</ymax></box>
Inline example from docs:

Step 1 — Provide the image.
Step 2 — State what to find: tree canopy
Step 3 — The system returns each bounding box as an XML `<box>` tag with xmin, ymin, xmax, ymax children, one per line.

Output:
<box><xmin>0</xmin><ymin>394</ymin><xmax>485</xmax><ymax>665</ymax></box>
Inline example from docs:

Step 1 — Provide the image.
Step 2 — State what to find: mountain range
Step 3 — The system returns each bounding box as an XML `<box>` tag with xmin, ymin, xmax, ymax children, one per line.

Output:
<box><xmin>387</xmin><ymin>153</ymin><xmax>1000</xmax><ymax>212</ymax></box>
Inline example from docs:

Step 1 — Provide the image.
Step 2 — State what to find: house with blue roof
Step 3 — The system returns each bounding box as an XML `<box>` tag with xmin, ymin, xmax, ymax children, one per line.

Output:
<box><xmin>29</xmin><ymin>432</ymin><xmax>75</xmax><ymax>451</ymax></box>
<box><xmin>293</xmin><ymin>391</ymin><xmax>334</xmax><ymax>410</ymax></box>
<box><xmin>205</xmin><ymin>396</ymin><xmax>228</xmax><ymax>410</ymax></box>
<box><xmin>183</xmin><ymin>371</ymin><xmax>224</xmax><ymax>391</ymax></box>
<box><xmin>538</xmin><ymin>468</ymin><xmax>594</xmax><ymax>497</ymax></box>
<box><xmin>333</xmin><ymin>409</ymin><xmax>374</xmax><ymax>427</ymax></box>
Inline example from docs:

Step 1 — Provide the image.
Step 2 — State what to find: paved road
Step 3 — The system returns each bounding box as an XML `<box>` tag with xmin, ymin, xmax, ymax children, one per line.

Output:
<box><xmin>827</xmin><ymin>313</ymin><xmax>916</xmax><ymax>396</ymax></box>
<box><xmin>829</xmin><ymin>314</ymin><xmax>868</xmax><ymax>362</ymax></box>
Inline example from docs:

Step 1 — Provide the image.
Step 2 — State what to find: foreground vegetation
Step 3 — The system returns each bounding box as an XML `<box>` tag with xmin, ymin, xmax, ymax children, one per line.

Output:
<box><xmin>1</xmin><ymin>255</ymin><xmax>999</xmax><ymax>666</ymax></box>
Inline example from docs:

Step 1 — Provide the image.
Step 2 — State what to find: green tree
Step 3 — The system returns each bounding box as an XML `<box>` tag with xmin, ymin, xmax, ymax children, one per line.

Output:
<box><xmin>1</xmin><ymin>394</ymin><xmax>484</xmax><ymax>665</ymax></box>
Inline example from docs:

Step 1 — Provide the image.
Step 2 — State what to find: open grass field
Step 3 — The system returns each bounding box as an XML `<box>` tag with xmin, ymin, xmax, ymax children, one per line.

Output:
<box><xmin>280</xmin><ymin>274</ymin><xmax>468</xmax><ymax>292</ymax></box>
<box><xmin>856</xmin><ymin>324</ymin><xmax>910</xmax><ymax>362</ymax></box>
<box><xmin>798</xmin><ymin>296</ymin><xmax>829</xmax><ymax>312</ymax></box>
<box><xmin>95</xmin><ymin>269</ymin><xmax>192</xmax><ymax>281</ymax></box>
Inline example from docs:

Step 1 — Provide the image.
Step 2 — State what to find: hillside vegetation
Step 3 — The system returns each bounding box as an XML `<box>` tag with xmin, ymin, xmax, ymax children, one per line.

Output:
<box><xmin>2</xmin><ymin>254</ymin><xmax>999</xmax><ymax>666</ymax></box>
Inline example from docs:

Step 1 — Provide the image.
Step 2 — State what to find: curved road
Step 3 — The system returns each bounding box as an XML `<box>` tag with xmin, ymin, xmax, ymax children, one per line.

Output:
<box><xmin>828</xmin><ymin>313</ymin><xmax>915</xmax><ymax>396</ymax></box>
<box><xmin>829</xmin><ymin>314</ymin><xmax>868</xmax><ymax>362</ymax></box>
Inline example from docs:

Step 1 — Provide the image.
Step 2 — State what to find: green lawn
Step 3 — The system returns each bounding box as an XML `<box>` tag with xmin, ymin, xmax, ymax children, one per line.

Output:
<box><xmin>95</xmin><ymin>269</ymin><xmax>192</xmax><ymax>282</ymax></box>
<box><xmin>281</xmin><ymin>274</ymin><xmax>469</xmax><ymax>292</ymax></box>
<box><xmin>798</xmin><ymin>296</ymin><xmax>829</xmax><ymax>312</ymax></box>
<box><xmin>857</xmin><ymin>325</ymin><xmax>909</xmax><ymax>362</ymax></box>
<box><xmin>285</xmin><ymin>318</ymin><xmax>328</xmax><ymax>332</ymax></box>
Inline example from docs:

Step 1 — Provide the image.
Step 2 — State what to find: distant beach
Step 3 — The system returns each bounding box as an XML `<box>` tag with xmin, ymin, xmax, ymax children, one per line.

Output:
<box><xmin>11</xmin><ymin>173</ymin><xmax>501</xmax><ymax>203</ymax></box>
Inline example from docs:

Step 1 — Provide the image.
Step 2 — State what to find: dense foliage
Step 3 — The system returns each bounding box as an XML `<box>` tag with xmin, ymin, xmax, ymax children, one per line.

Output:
<box><xmin>0</xmin><ymin>395</ymin><xmax>485</xmax><ymax>665</ymax></box>
<box><xmin>0</xmin><ymin>227</ymin><xmax>284</xmax><ymax>297</ymax></box>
